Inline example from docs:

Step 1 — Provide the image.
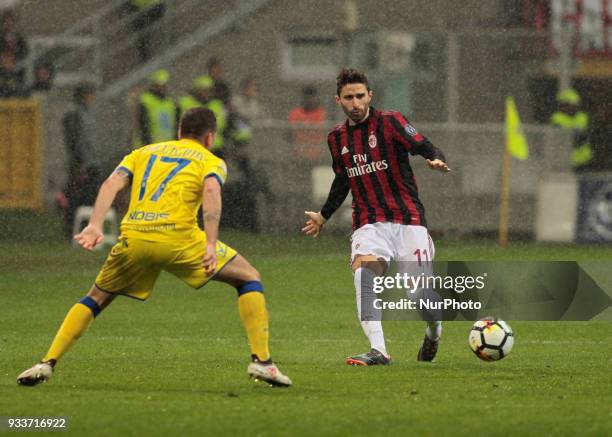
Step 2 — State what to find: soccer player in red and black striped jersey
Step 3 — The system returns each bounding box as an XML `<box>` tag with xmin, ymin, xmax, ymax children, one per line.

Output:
<box><xmin>303</xmin><ymin>68</ymin><xmax>450</xmax><ymax>366</ymax></box>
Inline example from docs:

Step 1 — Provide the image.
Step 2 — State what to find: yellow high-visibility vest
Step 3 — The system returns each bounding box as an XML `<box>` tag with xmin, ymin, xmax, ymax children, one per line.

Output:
<box><xmin>550</xmin><ymin>111</ymin><xmax>589</xmax><ymax>131</ymax></box>
<box><xmin>135</xmin><ymin>91</ymin><xmax>177</xmax><ymax>147</ymax></box>
<box><xmin>550</xmin><ymin>111</ymin><xmax>592</xmax><ymax>167</ymax></box>
<box><xmin>206</xmin><ymin>99</ymin><xmax>227</xmax><ymax>151</ymax></box>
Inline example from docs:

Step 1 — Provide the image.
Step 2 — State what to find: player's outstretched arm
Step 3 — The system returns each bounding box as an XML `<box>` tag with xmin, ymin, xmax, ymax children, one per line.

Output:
<box><xmin>74</xmin><ymin>170</ymin><xmax>130</xmax><ymax>250</ymax></box>
<box><xmin>391</xmin><ymin>114</ymin><xmax>451</xmax><ymax>173</ymax></box>
<box><xmin>302</xmin><ymin>211</ymin><xmax>326</xmax><ymax>238</ymax></box>
<box><xmin>412</xmin><ymin>139</ymin><xmax>451</xmax><ymax>172</ymax></box>
<box><xmin>202</xmin><ymin>176</ymin><xmax>222</xmax><ymax>275</ymax></box>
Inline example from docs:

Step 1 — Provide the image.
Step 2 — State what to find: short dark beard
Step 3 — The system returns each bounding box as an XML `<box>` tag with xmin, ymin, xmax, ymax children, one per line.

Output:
<box><xmin>346</xmin><ymin>106</ymin><xmax>370</xmax><ymax>125</ymax></box>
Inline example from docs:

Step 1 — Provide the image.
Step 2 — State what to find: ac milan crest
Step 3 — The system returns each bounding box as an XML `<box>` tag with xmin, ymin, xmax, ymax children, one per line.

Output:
<box><xmin>368</xmin><ymin>133</ymin><xmax>377</xmax><ymax>148</ymax></box>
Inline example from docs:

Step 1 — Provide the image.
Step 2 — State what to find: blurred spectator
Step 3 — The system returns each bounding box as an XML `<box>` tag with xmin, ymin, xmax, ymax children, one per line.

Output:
<box><xmin>224</xmin><ymin>83</ymin><xmax>273</xmax><ymax>232</ymax></box>
<box><xmin>29</xmin><ymin>59</ymin><xmax>54</xmax><ymax>94</ymax></box>
<box><xmin>231</xmin><ymin>76</ymin><xmax>263</xmax><ymax>122</ymax></box>
<box><xmin>0</xmin><ymin>49</ymin><xmax>26</xmax><ymax>97</ymax></box>
<box><xmin>226</xmin><ymin>76</ymin><xmax>261</xmax><ymax>172</ymax></box>
<box><xmin>179</xmin><ymin>75</ymin><xmax>227</xmax><ymax>155</ymax></box>
<box><xmin>207</xmin><ymin>57</ymin><xmax>231</xmax><ymax>105</ymax></box>
<box><xmin>134</xmin><ymin>69</ymin><xmax>177</xmax><ymax>148</ymax></box>
<box><xmin>550</xmin><ymin>88</ymin><xmax>593</xmax><ymax>172</ymax></box>
<box><xmin>0</xmin><ymin>9</ymin><xmax>28</xmax><ymax>62</ymax></box>
<box><xmin>126</xmin><ymin>0</ymin><xmax>166</xmax><ymax>62</ymax></box>
<box><xmin>58</xmin><ymin>84</ymin><xmax>101</xmax><ymax>241</ymax></box>
<box><xmin>288</xmin><ymin>85</ymin><xmax>327</xmax><ymax>159</ymax></box>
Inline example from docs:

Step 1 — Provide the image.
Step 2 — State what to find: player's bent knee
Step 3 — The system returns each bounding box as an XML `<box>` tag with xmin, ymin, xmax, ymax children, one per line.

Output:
<box><xmin>235</xmin><ymin>259</ymin><xmax>261</xmax><ymax>282</ymax></box>
<box><xmin>213</xmin><ymin>254</ymin><xmax>261</xmax><ymax>287</ymax></box>
<box><xmin>246</xmin><ymin>266</ymin><xmax>261</xmax><ymax>282</ymax></box>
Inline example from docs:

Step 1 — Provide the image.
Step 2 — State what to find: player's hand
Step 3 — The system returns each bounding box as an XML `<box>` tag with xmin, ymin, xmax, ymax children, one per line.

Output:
<box><xmin>426</xmin><ymin>159</ymin><xmax>451</xmax><ymax>172</ymax></box>
<box><xmin>202</xmin><ymin>242</ymin><xmax>218</xmax><ymax>276</ymax></box>
<box><xmin>73</xmin><ymin>224</ymin><xmax>104</xmax><ymax>251</ymax></box>
<box><xmin>302</xmin><ymin>211</ymin><xmax>326</xmax><ymax>238</ymax></box>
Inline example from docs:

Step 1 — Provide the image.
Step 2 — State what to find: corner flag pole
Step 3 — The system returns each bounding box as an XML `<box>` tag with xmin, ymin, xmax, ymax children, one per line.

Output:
<box><xmin>499</xmin><ymin>143</ymin><xmax>511</xmax><ymax>248</ymax></box>
<box><xmin>499</xmin><ymin>96</ymin><xmax>529</xmax><ymax>248</ymax></box>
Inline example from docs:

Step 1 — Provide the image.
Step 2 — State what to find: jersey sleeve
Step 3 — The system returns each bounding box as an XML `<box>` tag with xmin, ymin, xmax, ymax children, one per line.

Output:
<box><xmin>389</xmin><ymin>112</ymin><xmax>426</xmax><ymax>151</ymax></box>
<box><xmin>326</xmin><ymin>130</ymin><xmax>344</xmax><ymax>176</ymax></box>
<box><xmin>331</xmin><ymin>151</ymin><xmax>344</xmax><ymax>176</ymax></box>
<box><xmin>390</xmin><ymin>112</ymin><xmax>446</xmax><ymax>161</ymax></box>
<box><xmin>115</xmin><ymin>149</ymin><xmax>139</xmax><ymax>180</ymax></box>
<box><xmin>321</xmin><ymin>132</ymin><xmax>350</xmax><ymax>220</ymax></box>
<box><xmin>203</xmin><ymin>157</ymin><xmax>228</xmax><ymax>186</ymax></box>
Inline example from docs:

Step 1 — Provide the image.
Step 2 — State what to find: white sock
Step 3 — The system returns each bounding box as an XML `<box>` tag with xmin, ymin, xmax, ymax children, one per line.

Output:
<box><xmin>354</xmin><ymin>267</ymin><xmax>388</xmax><ymax>357</ymax></box>
<box><xmin>361</xmin><ymin>321</ymin><xmax>387</xmax><ymax>356</ymax></box>
<box><xmin>426</xmin><ymin>321</ymin><xmax>442</xmax><ymax>341</ymax></box>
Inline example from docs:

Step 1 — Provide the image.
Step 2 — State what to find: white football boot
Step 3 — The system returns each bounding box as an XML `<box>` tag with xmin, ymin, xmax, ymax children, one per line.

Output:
<box><xmin>247</xmin><ymin>362</ymin><xmax>292</xmax><ymax>387</ymax></box>
<box><xmin>17</xmin><ymin>362</ymin><xmax>53</xmax><ymax>386</ymax></box>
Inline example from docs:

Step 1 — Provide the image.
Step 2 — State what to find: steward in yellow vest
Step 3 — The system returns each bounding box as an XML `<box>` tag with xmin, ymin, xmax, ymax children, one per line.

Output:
<box><xmin>178</xmin><ymin>75</ymin><xmax>227</xmax><ymax>154</ymax></box>
<box><xmin>134</xmin><ymin>69</ymin><xmax>177</xmax><ymax>148</ymax></box>
<box><xmin>550</xmin><ymin>88</ymin><xmax>592</xmax><ymax>170</ymax></box>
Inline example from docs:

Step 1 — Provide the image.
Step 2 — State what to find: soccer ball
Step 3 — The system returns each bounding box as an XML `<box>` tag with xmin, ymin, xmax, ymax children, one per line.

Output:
<box><xmin>468</xmin><ymin>318</ymin><xmax>514</xmax><ymax>361</ymax></box>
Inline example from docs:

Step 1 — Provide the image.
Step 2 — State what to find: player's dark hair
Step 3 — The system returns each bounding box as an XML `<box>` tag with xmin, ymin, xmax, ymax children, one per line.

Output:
<box><xmin>179</xmin><ymin>107</ymin><xmax>217</xmax><ymax>139</ymax></box>
<box><xmin>336</xmin><ymin>68</ymin><xmax>370</xmax><ymax>96</ymax></box>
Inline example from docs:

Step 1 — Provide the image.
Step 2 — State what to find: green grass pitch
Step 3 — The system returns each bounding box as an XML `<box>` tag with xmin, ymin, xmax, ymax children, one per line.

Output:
<box><xmin>1</xmin><ymin>233</ymin><xmax>611</xmax><ymax>436</ymax></box>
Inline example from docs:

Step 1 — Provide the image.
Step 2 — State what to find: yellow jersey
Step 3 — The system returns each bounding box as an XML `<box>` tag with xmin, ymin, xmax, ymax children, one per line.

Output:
<box><xmin>116</xmin><ymin>138</ymin><xmax>227</xmax><ymax>241</ymax></box>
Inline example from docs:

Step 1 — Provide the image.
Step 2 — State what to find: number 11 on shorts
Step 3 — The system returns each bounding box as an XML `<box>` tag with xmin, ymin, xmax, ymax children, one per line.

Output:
<box><xmin>413</xmin><ymin>248</ymin><xmax>431</xmax><ymax>266</ymax></box>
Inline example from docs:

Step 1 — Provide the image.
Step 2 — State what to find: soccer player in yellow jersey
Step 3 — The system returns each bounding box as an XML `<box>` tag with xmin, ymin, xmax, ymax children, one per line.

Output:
<box><xmin>17</xmin><ymin>108</ymin><xmax>291</xmax><ymax>387</ymax></box>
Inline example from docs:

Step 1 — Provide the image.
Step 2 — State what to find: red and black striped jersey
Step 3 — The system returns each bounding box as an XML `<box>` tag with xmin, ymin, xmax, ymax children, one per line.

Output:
<box><xmin>320</xmin><ymin>107</ymin><xmax>445</xmax><ymax>230</ymax></box>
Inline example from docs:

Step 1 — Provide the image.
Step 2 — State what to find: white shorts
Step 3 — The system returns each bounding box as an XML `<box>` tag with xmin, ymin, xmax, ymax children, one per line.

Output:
<box><xmin>350</xmin><ymin>222</ymin><xmax>435</xmax><ymax>265</ymax></box>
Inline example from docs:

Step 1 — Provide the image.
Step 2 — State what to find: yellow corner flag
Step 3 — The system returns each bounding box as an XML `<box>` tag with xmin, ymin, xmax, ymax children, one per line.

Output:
<box><xmin>505</xmin><ymin>96</ymin><xmax>528</xmax><ymax>160</ymax></box>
